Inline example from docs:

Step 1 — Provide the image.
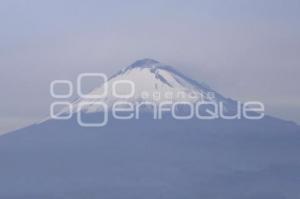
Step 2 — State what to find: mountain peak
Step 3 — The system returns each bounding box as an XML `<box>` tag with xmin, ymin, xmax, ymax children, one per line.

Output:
<box><xmin>130</xmin><ymin>58</ymin><xmax>160</xmax><ymax>68</ymax></box>
<box><xmin>124</xmin><ymin>58</ymin><xmax>164</xmax><ymax>71</ymax></box>
<box><xmin>124</xmin><ymin>58</ymin><xmax>178</xmax><ymax>73</ymax></box>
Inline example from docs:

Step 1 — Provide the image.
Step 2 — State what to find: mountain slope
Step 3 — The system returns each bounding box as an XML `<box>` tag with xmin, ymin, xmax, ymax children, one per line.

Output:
<box><xmin>1</xmin><ymin>114</ymin><xmax>300</xmax><ymax>199</ymax></box>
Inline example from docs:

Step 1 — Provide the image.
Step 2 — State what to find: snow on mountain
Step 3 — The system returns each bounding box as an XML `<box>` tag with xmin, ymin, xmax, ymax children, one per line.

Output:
<box><xmin>71</xmin><ymin>58</ymin><xmax>233</xmax><ymax>113</ymax></box>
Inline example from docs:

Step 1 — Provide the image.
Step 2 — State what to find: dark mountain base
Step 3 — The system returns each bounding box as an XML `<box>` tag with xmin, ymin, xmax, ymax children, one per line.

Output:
<box><xmin>0</xmin><ymin>114</ymin><xmax>300</xmax><ymax>199</ymax></box>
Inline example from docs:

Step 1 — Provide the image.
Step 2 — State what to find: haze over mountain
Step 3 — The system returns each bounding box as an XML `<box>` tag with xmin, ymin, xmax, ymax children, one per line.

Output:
<box><xmin>1</xmin><ymin>59</ymin><xmax>299</xmax><ymax>199</ymax></box>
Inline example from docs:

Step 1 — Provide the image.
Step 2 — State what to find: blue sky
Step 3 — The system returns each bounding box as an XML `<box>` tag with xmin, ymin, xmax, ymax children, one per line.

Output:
<box><xmin>1</xmin><ymin>0</ymin><xmax>300</xmax><ymax>133</ymax></box>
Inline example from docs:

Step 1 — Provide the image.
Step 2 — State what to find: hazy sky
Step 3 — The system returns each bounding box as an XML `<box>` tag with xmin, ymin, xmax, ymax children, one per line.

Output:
<box><xmin>1</xmin><ymin>0</ymin><xmax>300</xmax><ymax>133</ymax></box>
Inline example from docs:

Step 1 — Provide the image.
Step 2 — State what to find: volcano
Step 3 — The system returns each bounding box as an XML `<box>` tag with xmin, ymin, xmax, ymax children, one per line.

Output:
<box><xmin>1</xmin><ymin>59</ymin><xmax>300</xmax><ymax>199</ymax></box>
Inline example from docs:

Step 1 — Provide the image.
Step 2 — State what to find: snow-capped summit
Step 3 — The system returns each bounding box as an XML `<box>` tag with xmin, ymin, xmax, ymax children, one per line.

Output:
<box><xmin>72</xmin><ymin>59</ymin><xmax>233</xmax><ymax>113</ymax></box>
